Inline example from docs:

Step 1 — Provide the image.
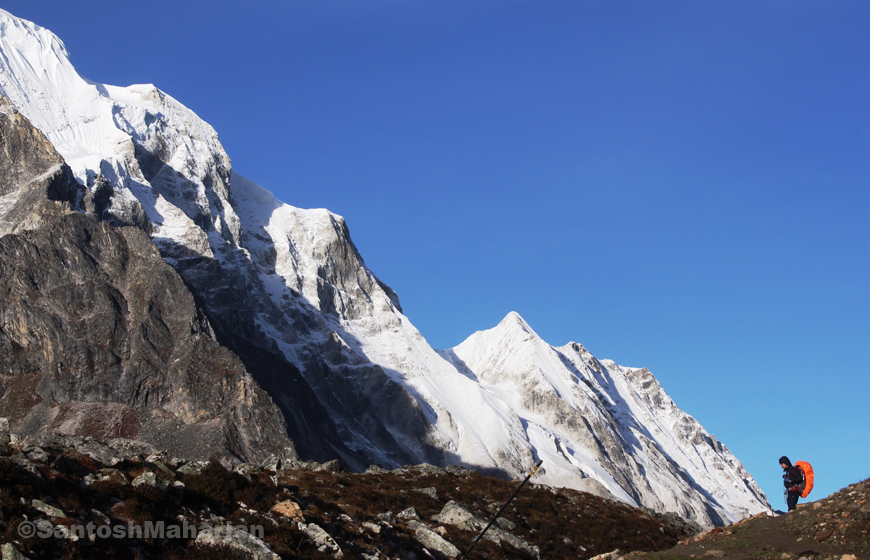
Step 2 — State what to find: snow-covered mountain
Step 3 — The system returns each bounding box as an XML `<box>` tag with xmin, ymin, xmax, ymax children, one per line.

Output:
<box><xmin>0</xmin><ymin>9</ymin><xmax>771</xmax><ymax>527</ymax></box>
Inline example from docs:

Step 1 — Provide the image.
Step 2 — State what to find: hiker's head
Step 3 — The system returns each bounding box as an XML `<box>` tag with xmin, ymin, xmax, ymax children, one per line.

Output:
<box><xmin>779</xmin><ymin>456</ymin><xmax>792</xmax><ymax>468</ymax></box>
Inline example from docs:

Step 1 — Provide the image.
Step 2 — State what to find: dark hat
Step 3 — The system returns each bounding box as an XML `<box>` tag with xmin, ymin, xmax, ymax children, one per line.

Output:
<box><xmin>779</xmin><ymin>456</ymin><xmax>791</xmax><ymax>467</ymax></box>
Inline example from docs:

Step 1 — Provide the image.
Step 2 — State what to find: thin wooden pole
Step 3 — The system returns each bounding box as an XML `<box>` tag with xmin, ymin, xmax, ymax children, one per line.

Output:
<box><xmin>458</xmin><ymin>459</ymin><xmax>544</xmax><ymax>560</ymax></box>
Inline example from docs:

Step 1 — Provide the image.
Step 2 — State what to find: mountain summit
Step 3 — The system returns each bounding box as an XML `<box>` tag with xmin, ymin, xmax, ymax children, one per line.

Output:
<box><xmin>0</xmin><ymin>8</ymin><xmax>769</xmax><ymax>527</ymax></box>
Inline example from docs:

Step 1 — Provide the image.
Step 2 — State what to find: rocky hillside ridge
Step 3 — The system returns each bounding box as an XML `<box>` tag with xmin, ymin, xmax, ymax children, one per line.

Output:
<box><xmin>0</xmin><ymin>8</ymin><xmax>769</xmax><ymax>527</ymax></box>
<box><xmin>0</xmin><ymin>94</ymin><xmax>295</xmax><ymax>464</ymax></box>
<box><xmin>614</xmin><ymin>477</ymin><xmax>870</xmax><ymax>560</ymax></box>
<box><xmin>0</xmin><ymin>426</ymin><xmax>699</xmax><ymax>560</ymax></box>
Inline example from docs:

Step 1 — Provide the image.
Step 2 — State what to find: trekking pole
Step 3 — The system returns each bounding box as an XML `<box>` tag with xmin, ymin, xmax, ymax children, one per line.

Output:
<box><xmin>457</xmin><ymin>459</ymin><xmax>544</xmax><ymax>560</ymax></box>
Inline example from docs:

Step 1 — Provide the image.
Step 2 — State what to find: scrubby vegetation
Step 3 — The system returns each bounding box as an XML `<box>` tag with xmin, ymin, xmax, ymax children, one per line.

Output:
<box><xmin>0</xmin><ymin>439</ymin><xmax>696</xmax><ymax>560</ymax></box>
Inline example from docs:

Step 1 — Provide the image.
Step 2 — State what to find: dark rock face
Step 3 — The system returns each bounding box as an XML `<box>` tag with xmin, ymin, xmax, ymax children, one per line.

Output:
<box><xmin>0</xmin><ymin>94</ymin><xmax>84</xmax><ymax>236</ymax></box>
<box><xmin>0</xmin><ymin>212</ymin><xmax>294</xmax><ymax>463</ymax></box>
<box><xmin>174</xmin><ymin>238</ymin><xmax>451</xmax><ymax>471</ymax></box>
<box><xmin>0</xmin><ymin>96</ymin><xmax>294</xmax><ymax>464</ymax></box>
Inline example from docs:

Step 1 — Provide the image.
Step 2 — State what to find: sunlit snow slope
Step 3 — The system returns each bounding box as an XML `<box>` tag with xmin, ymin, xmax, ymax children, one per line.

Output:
<box><xmin>0</xmin><ymin>8</ymin><xmax>771</xmax><ymax>527</ymax></box>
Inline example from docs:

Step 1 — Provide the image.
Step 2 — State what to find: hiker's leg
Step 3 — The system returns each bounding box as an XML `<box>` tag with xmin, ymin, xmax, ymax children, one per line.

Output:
<box><xmin>787</xmin><ymin>491</ymin><xmax>799</xmax><ymax>512</ymax></box>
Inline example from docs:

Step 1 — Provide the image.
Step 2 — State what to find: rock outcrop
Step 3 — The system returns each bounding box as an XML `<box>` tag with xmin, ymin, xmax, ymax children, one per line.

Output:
<box><xmin>0</xmin><ymin>93</ymin><xmax>83</xmax><ymax>236</ymax></box>
<box><xmin>0</xmin><ymin>100</ymin><xmax>294</xmax><ymax>464</ymax></box>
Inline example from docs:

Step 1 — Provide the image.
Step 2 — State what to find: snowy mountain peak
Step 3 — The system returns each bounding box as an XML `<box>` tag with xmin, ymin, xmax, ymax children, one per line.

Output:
<box><xmin>0</xmin><ymin>9</ymin><xmax>67</xmax><ymax>58</ymax></box>
<box><xmin>480</xmin><ymin>311</ymin><xmax>543</xmax><ymax>350</ymax></box>
<box><xmin>497</xmin><ymin>310</ymin><xmax>537</xmax><ymax>336</ymax></box>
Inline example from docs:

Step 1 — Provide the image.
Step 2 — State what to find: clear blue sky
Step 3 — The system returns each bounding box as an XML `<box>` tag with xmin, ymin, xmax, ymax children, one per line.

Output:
<box><xmin>5</xmin><ymin>1</ymin><xmax>868</xmax><ymax>509</ymax></box>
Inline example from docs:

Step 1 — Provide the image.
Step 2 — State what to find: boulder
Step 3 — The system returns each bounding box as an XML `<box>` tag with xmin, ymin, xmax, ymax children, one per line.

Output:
<box><xmin>406</xmin><ymin>521</ymin><xmax>460</xmax><ymax>558</ymax></box>
<box><xmin>132</xmin><ymin>471</ymin><xmax>168</xmax><ymax>492</ymax></box>
<box><xmin>432</xmin><ymin>501</ymin><xmax>485</xmax><ymax>532</ymax></box>
<box><xmin>298</xmin><ymin>522</ymin><xmax>343</xmax><ymax>557</ymax></box>
<box><xmin>195</xmin><ymin>525</ymin><xmax>280</xmax><ymax>560</ymax></box>
<box><xmin>1</xmin><ymin>543</ymin><xmax>28</xmax><ymax>560</ymax></box>
<box><xmin>271</xmin><ymin>500</ymin><xmax>305</xmax><ymax>522</ymax></box>
<box><xmin>413</xmin><ymin>486</ymin><xmax>438</xmax><ymax>500</ymax></box>
<box><xmin>397</xmin><ymin>507</ymin><xmax>421</xmax><ymax>522</ymax></box>
<box><xmin>316</xmin><ymin>459</ymin><xmax>342</xmax><ymax>473</ymax></box>
<box><xmin>31</xmin><ymin>499</ymin><xmax>65</xmax><ymax>518</ymax></box>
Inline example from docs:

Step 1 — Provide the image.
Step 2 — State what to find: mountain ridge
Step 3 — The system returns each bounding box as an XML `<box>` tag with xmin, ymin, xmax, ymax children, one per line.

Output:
<box><xmin>0</xmin><ymin>8</ymin><xmax>769</xmax><ymax>528</ymax></box>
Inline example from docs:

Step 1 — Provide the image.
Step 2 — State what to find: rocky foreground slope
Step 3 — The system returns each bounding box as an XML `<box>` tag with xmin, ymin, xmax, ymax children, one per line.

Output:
<box><xmin>626</xmin><ymin>477</ymin><xmax>870</xmax><ymax>560</ymax></box>
<box><xmin>0</xmin><ymin>430</ymin><xmax>697</xmax><ymax>560</ymax></box>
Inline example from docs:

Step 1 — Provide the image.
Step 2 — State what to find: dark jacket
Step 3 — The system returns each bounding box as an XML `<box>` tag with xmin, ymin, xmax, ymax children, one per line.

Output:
<box><xmin>780</xmin><ymin>457</ymin><xmax>804</xmax><ymax>492</ymax></box>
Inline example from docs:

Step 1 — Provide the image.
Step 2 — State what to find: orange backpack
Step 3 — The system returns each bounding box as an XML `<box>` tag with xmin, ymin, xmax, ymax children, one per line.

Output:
<box><xmin>795</xmin><ymin>460</ymin><xmax>814</xmax><ymax>498</ymax></box>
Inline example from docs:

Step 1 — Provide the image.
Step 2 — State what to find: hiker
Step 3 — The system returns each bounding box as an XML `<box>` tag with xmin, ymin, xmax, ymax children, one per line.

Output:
<box><xmin>780</xmin><ymin>456</ymin><xmax>804</xmax><ymax>512</ymax></box>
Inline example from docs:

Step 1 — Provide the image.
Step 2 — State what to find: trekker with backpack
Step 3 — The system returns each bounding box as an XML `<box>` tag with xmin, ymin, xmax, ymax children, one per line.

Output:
<box><xmin>780</xmin><ymin>456</ymin><xmax>806</xmax><ymax>512</ymax></box>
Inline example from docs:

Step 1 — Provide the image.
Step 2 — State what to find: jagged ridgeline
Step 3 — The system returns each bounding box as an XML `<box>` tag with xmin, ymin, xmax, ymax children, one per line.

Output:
<box><xmin>0</xmin><ymin>8</ymin><xmax>769</xmax><ymax>528</ymax></box>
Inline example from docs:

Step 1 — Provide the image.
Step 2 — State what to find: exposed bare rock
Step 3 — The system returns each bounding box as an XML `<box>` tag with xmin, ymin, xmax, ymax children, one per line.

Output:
<box><xmin>271</xmin><ymin>500</ymin><xmax>305</xmax><ymax>522</ymax></box>
<box><xmin>0</xmin><ymin>94</ymin><xmax>84</xmax><ymax>236</ymax></box>
<box><xmin>0</xmin><ymin>104</ymin><xmax>295</xmax><ymax>463</ymax></box>
<box><xmin>195</xmin><ymin>525</ymin><xmax>280</xmax><ymax>560</ymax></box>
<box><xmin>0</xmin><ymin>212</ymin><xmax>295</xmax><ymax>464</ymax></box>
<box><xmin>297</xmin><ymin>522</ymin><xmax>343</xmax><ymax>557</ymax></box>
<box><xmin>406</xmin><ymin>520</ymin><xmax>461</xmax><ymax>558</ymax></box>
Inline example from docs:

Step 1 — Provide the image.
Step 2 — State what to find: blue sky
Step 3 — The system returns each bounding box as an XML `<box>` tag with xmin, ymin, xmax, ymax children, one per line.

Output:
<box><xmin>5</xmin><ymin>1</ymin><xmax>868</xmax><ymax>509</ymax></box>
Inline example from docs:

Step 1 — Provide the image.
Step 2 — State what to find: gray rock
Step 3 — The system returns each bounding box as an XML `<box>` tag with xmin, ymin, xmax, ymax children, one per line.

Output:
<box><xmin>150</xmin><ymin>460</ymin><xmax>175</xmax><ymax>479</ymax></box>
<box><xmin>74</xmin><ymin>438</ymin><xmax>122</xmax><ymax>466</ymax></box>
<box><xmin>195</xmin><ymin>524</ymin><xmax>280</xmax><ymax>560</ymax></box>
<box><xmin>177</xmin><ymin>463</ymin><xmax>203</xmax><ymax>476</ymax></box>
<box><xmin>0</xmin><ymin>418</ymin><xmax>10</xmax><ymax>446</ymax></box>
<box><xmin>90</xmin><ymin>508</ymin><xmax>111</xmax><ymax>525</ymax></box>
<box><xmin>31</xmin><ymin>499</ymin><xmax>65</xmax><ymax>518</ymax></box>
<box><xmin>396</xmin><ymin>507</ymin><xmax>421</xmax><ymax>522</ymax></box>
<box><xmin>432</xmin><ymin>501</ymin><xmax>485</xmax><ymax>532</ymax></box>
<box><xmin>261</xmin><ymin>454</ymin><xmax>281</xmax><ymax>471</ymax></box>
<box><xmin>6</xmin><ymin>456</ymin><xmax>40</xmax><ymax>476</ymax></box>
<box><xmin>413</xmin><ymin>487</ymin><xmax>438</xmax><ymax>500</ymax></box>
<box><xmin>98</xmin><ymin>468</ymin><xmax>129</xmax><ymax>484</ymax></box>
<box><xmin>406</xmin><ymin>521</ymin><xmax>460</xmax><ymax>558</ymax></box>
<box><xmin>2</xmin><ymin>543</ymin><xmax>28</xmax><ymax>560</ymax></box>
<box><xmin>316</xmin><ymin>459</ymin><xmax>342</xmax><ymax>473</ymax></box>
<box><xmin>408</xmin><ymin>463</ymin><xmax>447</xmax><ymax>475</ymax></box>
<box><xmin>487</xmin><ymin>526</ymin><xmax>539</xmax><ymax>559</ymax></box>
<box><xmin>132</xmin><ymin>471</ymin><xmax>168</xmax><ymax>492</ymax></box>
<box><xmin>444</xmin><ymin>465</ymin><xmax>477</xmax><ymax>476</ymax></box>
<box><xmin>298</xmin><ymin>522</ymin><xmax>343</xmax><ymax>557</ymax></box>
<box><xmin>590</xmin><ymin>550</ymin><xmax>623</xmax><ymax>560</ymax></box>
<box><xmin>24</xmin><ymin>446</ymin><xmax>48</xmax><ymax>463</ymax></box>
<box><xmin>233</xmin><ymin>463</ymin><xmax>257</xmax><ymax>482</ymax></box>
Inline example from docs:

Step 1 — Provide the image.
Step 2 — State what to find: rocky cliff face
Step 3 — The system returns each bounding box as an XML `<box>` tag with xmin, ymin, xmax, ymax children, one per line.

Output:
<box><xmin>0</xmin><ymin>96</ymin><xmax>294</xmax><ymax>463</ymax></box>
<box><xmin>0</xmin><ymin>94</ymin><xmax>83</xmax><ymax>235</ymax></box>
<box><xmin>0</xmin><ymin>8</ymin><xmax>771</xmax><ymax>527</ymax></box>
